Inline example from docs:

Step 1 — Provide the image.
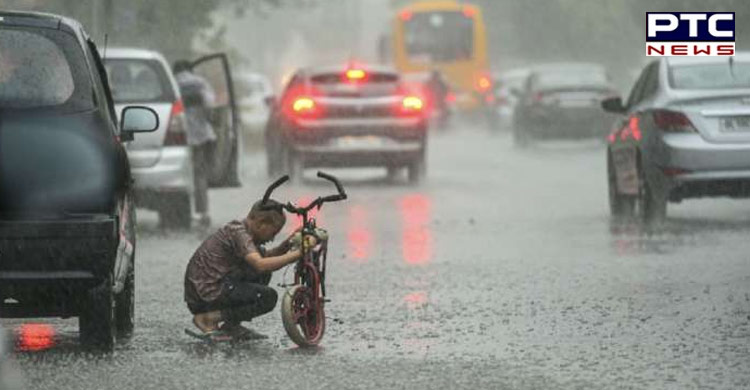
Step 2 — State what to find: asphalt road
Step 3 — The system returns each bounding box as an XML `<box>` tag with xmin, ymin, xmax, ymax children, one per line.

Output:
<box><xmin>3</xmin><ymin>124</ymin><xmax>750</xmax><ymax>389</ymax></box>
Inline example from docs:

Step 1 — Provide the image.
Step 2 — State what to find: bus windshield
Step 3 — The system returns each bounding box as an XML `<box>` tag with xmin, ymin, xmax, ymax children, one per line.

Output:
<box><xmin>404</xmin><ymin>11</ymin><xmax>473</xmax><ymax>63</ymax></box>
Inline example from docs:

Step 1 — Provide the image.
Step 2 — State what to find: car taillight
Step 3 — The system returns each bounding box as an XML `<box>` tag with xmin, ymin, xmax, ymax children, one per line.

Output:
<box><xmin>445</xmin><ymin>92</ymin><xmax>457</xmax><ymax>103</ymax></box>
<box><xmin>652</xmin><ymin>110</ymin><xmax>696</xmax><ymax>133</ymax></box>
<box><xmin>164</xmin><ymin>99</ymin><xmax>187</xmax><ymax>146</ymax></box>
<box><xmin>401</xmin><ymin>96</ymin><xmax>424</xmax><ymax>115</ymax></box>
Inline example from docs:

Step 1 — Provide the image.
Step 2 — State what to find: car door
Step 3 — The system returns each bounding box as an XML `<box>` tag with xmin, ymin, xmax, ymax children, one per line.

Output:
<box><xmin>188</xmin><ymin>53</ymin><xmax>240</xmax><ymax>187</ymax></box>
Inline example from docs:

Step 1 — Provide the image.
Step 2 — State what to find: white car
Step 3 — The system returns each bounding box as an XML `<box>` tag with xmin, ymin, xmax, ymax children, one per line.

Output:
<box><xmin>235</xmin><ymin>72</ymin><xmax>273</xmax><ymax>133</ymax></box>
<box><xmin>104</xmin><ymin>48</ymin><xmax>195</xmax><ymax>228</ymax></box>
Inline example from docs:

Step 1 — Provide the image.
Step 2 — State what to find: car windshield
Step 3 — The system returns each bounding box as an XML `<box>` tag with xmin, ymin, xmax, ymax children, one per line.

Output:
<box><xmin>104</xmin><ymin>59</ymin><xmax>174</xmax><ymax>103</ymax></box>
<box><xmin>311</xmin><ymin>72</ymin><xmax>400</xmax><ymax>97</ymax></box>
<box><xmin>669</xmin><ymin>63</ymin><xmax>750</xmax><ymax>90</ymax></box>
<box><xmin>0</xmin><ymin>28</ymin><xmax>91</xmax><ymax>110</ymax></box>
<box><xmin>404</xmin><ymin>11</ymin><xmax>473</xmax><ymax>63</ymax></box>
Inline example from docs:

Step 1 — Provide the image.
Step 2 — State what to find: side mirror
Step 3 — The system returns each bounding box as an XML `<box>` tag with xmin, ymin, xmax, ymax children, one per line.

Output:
<box><xmin>120</xmin><ymin>106</ymin><xmax>159</xmax><ymax>139</ymax></box>
<box><xmin>264</xmin><ymin>95</ymin><xmax>276</xmax><ymax>108</ymax></box>
<box><xmin>601</xmin><ymin>97</ymin><xmax>626</xmax><ymax>114</ymax></box>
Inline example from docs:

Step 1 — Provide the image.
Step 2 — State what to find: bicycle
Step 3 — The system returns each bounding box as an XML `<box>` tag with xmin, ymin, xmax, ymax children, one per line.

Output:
<box><xmin>261</xmin><ymin>171</ymin><xmax>347</xmax><ymax>347</ymax></box>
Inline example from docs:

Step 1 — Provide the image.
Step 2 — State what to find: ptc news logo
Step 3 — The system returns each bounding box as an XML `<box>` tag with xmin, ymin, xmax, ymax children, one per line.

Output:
<box><xmin>647</xmin><ymin>12</ymin><xmax>735</xmax><ymax>56</ymax></box>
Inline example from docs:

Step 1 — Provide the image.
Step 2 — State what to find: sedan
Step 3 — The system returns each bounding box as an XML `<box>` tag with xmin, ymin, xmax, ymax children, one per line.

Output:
<box><xmin>604</xmin><ymin>54</ymin><xmax>750</xmax><ymax>221</ymax></box>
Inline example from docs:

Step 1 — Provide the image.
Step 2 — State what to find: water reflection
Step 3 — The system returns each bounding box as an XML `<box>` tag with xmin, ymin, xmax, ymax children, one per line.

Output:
<box><xmin>15</xmin><ymin>324</ymin><xmax>56</xmax><ymax>352</ymax></box>
<box><xmin>346</xmin><ymin>205</ymin><xmax>371</xmax><ymax>262</ymax></box>
<box><xmin>399</xmin><ymin>194</ymin><xmax>432</xmax><ymax>265</ymax></box>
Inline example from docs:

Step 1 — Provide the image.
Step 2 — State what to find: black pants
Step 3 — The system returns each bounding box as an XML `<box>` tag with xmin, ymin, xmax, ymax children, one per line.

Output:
<box><xmin>188</xmin><ymin>276</ymin><xmax>277</xmax><ymax>323</ymax></box>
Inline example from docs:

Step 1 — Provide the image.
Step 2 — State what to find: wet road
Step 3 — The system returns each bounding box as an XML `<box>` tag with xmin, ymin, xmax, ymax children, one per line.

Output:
<box><xmin>4</xmin><ymin>125</ymin><xmax>750</xmax><ymax>389</ymax></box>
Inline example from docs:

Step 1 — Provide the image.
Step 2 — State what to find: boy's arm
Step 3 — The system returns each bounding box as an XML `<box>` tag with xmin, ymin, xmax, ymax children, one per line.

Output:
<box><xmin>244</xmin><ymin>249</ymin><xmax>301</xmax><ymax>273</ymax></box>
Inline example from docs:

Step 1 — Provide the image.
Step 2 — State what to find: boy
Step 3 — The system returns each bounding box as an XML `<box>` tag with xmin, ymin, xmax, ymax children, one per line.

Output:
<box><xmin>184</xmin><ymin>199</ymin><xmax>311</xmax><ymax>341</ymax></box>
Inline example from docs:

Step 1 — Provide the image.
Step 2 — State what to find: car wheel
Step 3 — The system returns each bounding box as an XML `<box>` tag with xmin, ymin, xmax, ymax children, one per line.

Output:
<box><xmin>79</xmin><ymin>276</ymin><xmax>116</xmax><ymax>351</ymax></box>
<box><xmin>637</xmin><ymin>162</ymin><xmax>667</xmax><ymax>223</ymax></box>
<box><xmin>608</xmin><ymin>154</ymin><xmax>634</xmax><ymax>217</ymax></box>
<box><xmin>159</xmin><ymin>192</ymin><xmax>192</xmax><ymax>230</ymax></box>
<box><xmin>116</xmin><ymin>197</ymin><xmax>136</xmax><ymax>338</ymax></box>
<box><xmin>407</xmin><ymin>153</ymin><xmax>426</xmax><ymax>184</ymax></box>
<box><xmin>288</xmin><ymin>151</ymin><xmax>304</xmax><ymax>184</ymax></box>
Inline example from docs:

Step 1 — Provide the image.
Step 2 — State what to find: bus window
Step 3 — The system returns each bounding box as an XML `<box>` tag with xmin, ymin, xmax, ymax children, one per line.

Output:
<box><xmin>404</xmin><ymin>11</ymin><xmax>473</xmax><ymax>63</ymax></box>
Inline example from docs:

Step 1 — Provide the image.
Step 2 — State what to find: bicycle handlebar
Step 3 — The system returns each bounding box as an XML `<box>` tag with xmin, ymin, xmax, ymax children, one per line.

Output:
<box><xmin>260</xmin><ymin>171</ymin><xmax>347</xmax><ymax>215</ymax></box>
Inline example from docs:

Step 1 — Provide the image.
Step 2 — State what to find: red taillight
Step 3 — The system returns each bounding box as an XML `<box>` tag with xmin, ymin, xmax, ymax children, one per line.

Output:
<box><xmin>620</xmin><ymin>116</ymin><xmax>642</xmax><ymax>141</ymax></box>
<box><xmin>652</xmin><ymin>110</ymin><xmax>696</xmax><ymax>133</ymax></box>
<box><xmin>17</xmin><ymin>324</ymin><xmax>56</xmax><ymax>352</ymax></box>
<box><xmin>462</xmin><ymin>6</ymin><xmax>476</xmax><ymax>18</ymax></box>
<box><xmin>400</xmin><ymin>10</ymin><xmax>413</xmax><ymax>21</ymax></box>
<box><xmin>445</xmin><ymin>92</ymin><xmax>457</xmax><ymax>103</ymax></box>
<box><xmin>485</xmin><ymin>94</ymin><xmax>496</xmax><ymax>104</ymax></box>
<box><xmin>164</xmin><ymin>99</ymin><xmax>187</xmax><ymax>146</ymax></box>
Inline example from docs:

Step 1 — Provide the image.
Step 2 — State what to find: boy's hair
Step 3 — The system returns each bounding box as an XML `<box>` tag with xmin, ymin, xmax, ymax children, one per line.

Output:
<box><xmin>248</xmin><ymin>199</ymin><xmax>286</xmax><ymax>227</ymax></box>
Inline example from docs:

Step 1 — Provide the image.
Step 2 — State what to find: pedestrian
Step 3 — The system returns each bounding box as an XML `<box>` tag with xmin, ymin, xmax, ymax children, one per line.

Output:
<box><xmin>173</xmin><ymin>60</ymin><xmax>215</xmax><ymax>228</ymax></box>
<box><xmin>183</xmin><ymin>199</ymin><xmax>314</xmax><ymax>341</ymax></box>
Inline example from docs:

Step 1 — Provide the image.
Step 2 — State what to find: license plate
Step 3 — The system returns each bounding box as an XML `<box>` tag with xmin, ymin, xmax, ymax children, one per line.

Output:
<box><xmin>720</xmin><ymin>116</ymin><xmax>750</xmax><ymax>132</ymax></box>
<box><xmin>335</xmin><ymin>136</ymin><xmax>384</xmax><ymax>148</ymax></box>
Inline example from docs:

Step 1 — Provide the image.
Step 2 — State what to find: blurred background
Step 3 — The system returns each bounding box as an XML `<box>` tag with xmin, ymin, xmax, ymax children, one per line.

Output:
<box><xmin>6</xmin><ymin>0</ymin><xmax>750</xmax><ymax>93</ymax></box>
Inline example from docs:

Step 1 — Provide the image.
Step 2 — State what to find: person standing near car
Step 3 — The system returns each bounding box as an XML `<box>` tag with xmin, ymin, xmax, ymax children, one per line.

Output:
<box><xmin>173</xmin><ymin>61</ymin><xmax>216</xmax><ymax>227</ymax></box>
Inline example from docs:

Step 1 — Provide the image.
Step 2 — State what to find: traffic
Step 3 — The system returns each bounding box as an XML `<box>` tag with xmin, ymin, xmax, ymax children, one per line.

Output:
<box><xmin>1</xmin><ymin>2</ymin><xmax>749</xmax><ymax>389</ymax></box>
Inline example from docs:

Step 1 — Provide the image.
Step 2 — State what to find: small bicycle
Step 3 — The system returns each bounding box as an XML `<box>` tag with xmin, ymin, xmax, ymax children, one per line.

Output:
<box><xmin>261</xmin><ymin>171</ymin><xmax>347</xmax><ymax>347</ymax></box>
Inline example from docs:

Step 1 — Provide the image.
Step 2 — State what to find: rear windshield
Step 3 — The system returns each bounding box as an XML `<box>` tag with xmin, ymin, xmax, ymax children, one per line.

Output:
<box><xmin>0</xmin><ymin>27</ymin><xmax>93</xmax><ymax>111</ymax></box>
<box><xmin>311</xmin><ymin>72</ymin><xmax>400</xmax><ymax>97</ymax></box>
<box><xmin>669</xmin><ymin>63</ymin><xmax>750</xmax><ymax>90</ymax></box>
<box><xmin>404</xmin><ymin>11</ymin><xmax>474</xmax><ymax>63</ymax></box>
<box><xmin>104</xmin><ymin>59</ymin><xmax>175</xmax><ymax>103</ymax></box>
<box><xmin>532</xmin><ymin>69</ymin><xmax>609</xmax><ymax>90</ymax></box>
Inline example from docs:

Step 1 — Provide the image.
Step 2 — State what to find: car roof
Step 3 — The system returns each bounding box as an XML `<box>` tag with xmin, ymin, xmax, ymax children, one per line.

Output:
<box><xmin>529</xmin><ymin>62</ymin><xmax>606</xmax><ymax>73</ymax></box>
<box><xmin>104</xmin><ymin>47</ymin><xmax>168</xmax><ymax>62</ymax></box>
<box><xmin>0</xmin><ymin>10</ymin><xmax>83</xmax><ymax>34</ymax></box>
<box><xmin>665</xmin><ymin>52</ymin><xmax>750</xmax><ymax>66</ymax></box>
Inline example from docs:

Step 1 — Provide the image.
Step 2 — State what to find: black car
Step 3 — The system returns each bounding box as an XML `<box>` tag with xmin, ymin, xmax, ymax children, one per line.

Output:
<box><xmin>512</xmin><ymin>63</ymin><xmax>619</xmax><ymax>147</ymax></box>
<box><xmin>265</xmin><ymin>65</ymin><xmax>428</xmax><ymax>183</ymax></box>
<box><xmin>0</xmin><ymin>11</ymin><xmax>158</xmax><ymax>350</ymax></box>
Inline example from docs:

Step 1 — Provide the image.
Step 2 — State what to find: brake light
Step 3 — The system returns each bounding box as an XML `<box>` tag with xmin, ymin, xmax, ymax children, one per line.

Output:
<box><xmin>346</xmin><ymin>69</ymin><xmax>366</xmax><ymax>81</ymax></box>
<box><xmin>463</xmin><ymin>6</ymin><xmax>476</xmax><ymax>18</ymax></box>
<box><xmin>402</xmin><ymin>96</ymin><xmax>424</xmax><ymax>112</ymax></box>
<box><xmin>400</xmin><ymin>10</ymin><xmax>413</xmax><ymax>21</ymax></box>
<box><xmin>164</xmin><ymin>99</ymin><xmax>187</xmax><ymax>146</ymax></box>
<box><xmin>652</xmin><ymin>110</ymin><xmax>696</xmax><ymax>133</ymax></box>
<box><xmin>620</xmin><ymin>116</ymin><xmax>642</xmax><ymax>141</ymax></box>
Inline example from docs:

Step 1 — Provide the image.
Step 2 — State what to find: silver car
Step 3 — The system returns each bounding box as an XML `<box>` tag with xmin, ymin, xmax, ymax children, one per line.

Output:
<box><xmin>605</xmin><ymin>54</ymin><xmax>750</xmax><ymax>221</ymax></box>
<box><xmin>105</xmin><ymin>48</ymin><xmax>194</xmax><ymax>228</ymax></box>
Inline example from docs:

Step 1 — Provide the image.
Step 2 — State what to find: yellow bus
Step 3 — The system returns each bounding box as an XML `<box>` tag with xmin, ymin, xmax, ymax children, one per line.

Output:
<box><xmin>381</xmin><ymin>1</ymin><xmax>491</xmax><ymax>111</ymax></box>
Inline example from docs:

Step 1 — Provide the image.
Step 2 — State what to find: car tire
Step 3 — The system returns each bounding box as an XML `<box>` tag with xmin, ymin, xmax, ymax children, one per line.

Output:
<box><xmin>407</xmin><ymin>153</ymin><xmax>426</xmax><ymax>184</ymax></box>
<box><xmin>158</xmin><ymin>192</ymin><xmax>192</xmax><ymax>230</ymax></box>
<box><xmin>637</xmin><ymin>162</ymin><xmax>667</xmax><ymax>223</ymax></box>
<box><xmin>288</xmin><ymin>151</ymin><xmax>304</xmax><ymax>184</ymax></box>
<box><xmin>608</xmin><ymin>154</ymin><xmax>634</xmax><ymax>217</ymax></box>
<box><xmin>79</xmin><ymin>276</ymin><xmax>116</xmax><ymax>351</ymax></box>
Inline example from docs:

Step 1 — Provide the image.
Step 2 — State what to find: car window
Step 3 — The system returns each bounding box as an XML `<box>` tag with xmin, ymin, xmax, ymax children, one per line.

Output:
<box><xmin>626</xmin><ymin>62</ymin><xmax>657</xmax><ymax>108</ymax></box>
<box><xmin>669</xmin><ymin>63</ymin><xmax>750</xmax><ymax>90</ymax></box>
<box><xmin>0</xmin><ymin>28</ymin><xmax>89</xmax><ymax>110</ymax></box>
<box><xmin>532</xmin><ymin>68</ymin><xmax>608</xmax><ymax>90</ymax></box>
<box><xmin>105</xmin><ymin>59</ymin><xmax>174</xmax><ymax>103</ymax></box>
<box><xmin>310</xmin><ymin>72</ymin><xmax>400</xmax><ymax>97</ymax></box>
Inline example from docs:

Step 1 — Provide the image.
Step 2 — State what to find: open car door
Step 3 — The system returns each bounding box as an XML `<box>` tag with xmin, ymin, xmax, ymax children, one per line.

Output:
<box><xmin>189</xmin><ymin>53</ymin><xmax>241</xmax><ymax>188</ymax></box>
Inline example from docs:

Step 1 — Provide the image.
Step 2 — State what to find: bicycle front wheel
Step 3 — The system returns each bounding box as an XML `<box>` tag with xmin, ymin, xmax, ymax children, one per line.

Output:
<box><xmin>281</xmin><ymin>284</ymin><xmax>325</xmax><ymax>347</ymax></box>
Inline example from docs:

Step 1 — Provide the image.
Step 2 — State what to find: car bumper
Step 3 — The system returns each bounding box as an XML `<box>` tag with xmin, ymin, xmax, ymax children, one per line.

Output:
<box><xmin>131</xmin><ymin>146</ymin><xmax>193</xmax><ymax>193</ymax></box>
<box><xmin>647</xmin><ymin>134</ymin><xmax>750</xmax><ymax>200</ymax></box>
<box><xmin>293</xmin><ymin>141</ymin><xmax>424</xmax><ymax>167</ymax></box>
